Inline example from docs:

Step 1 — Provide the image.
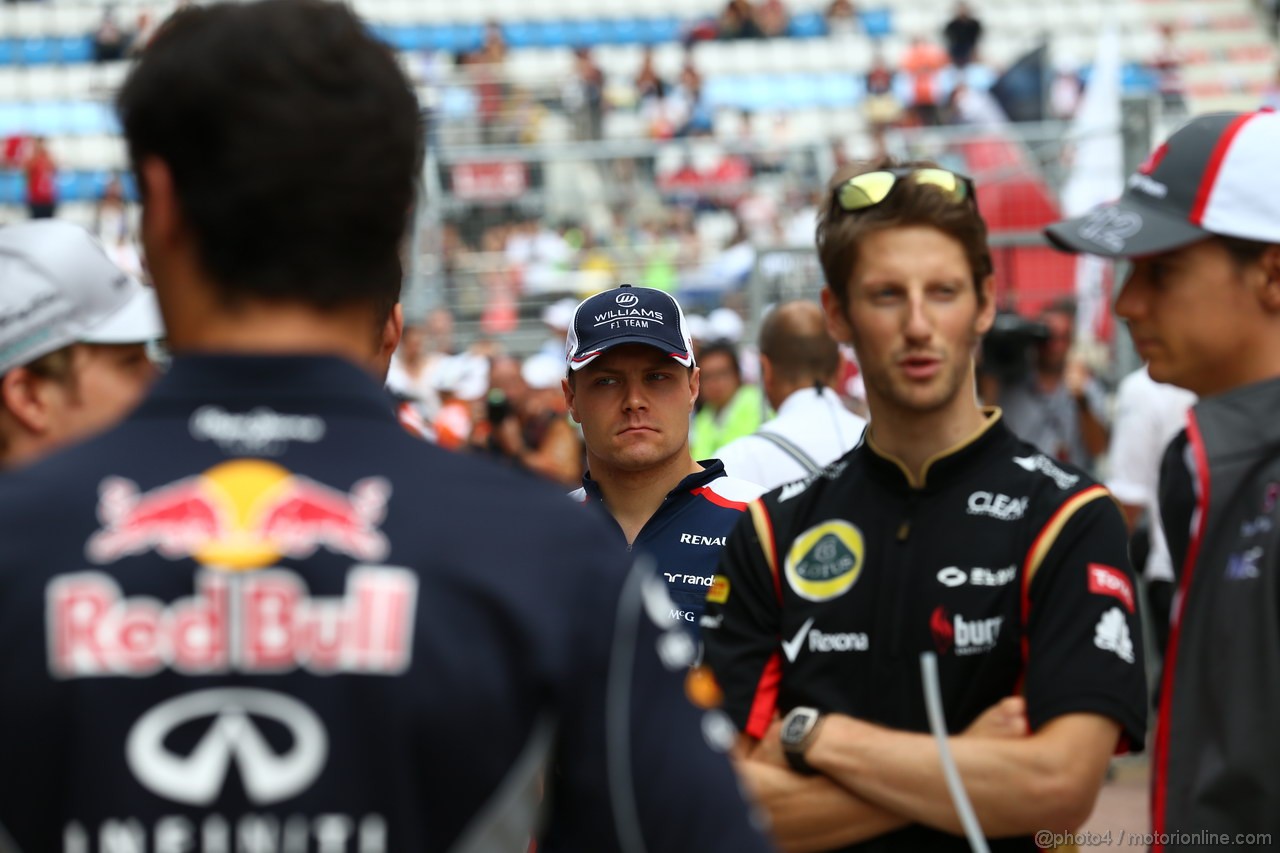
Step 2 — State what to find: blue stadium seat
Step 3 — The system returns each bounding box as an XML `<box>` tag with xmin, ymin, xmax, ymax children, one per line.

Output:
<box><xmin>21</xmin><ymin>38</ymin><xmax>56</xmax><ymax>66</ymax></box>
<box><xmin>0</xmin><ymin>40</ymin><xmax>17</xmax><ymax>67</ymax></box>
<box><xmin>387</xmin><ymin>27</ymin><xmax>427</xmax><ymax>52</ymax></box>
<box><xmin>636</xmin><ymin>17</ymin><xmax>680</xmax><ymax>46</ymax></box>
<box><xmin>424</xmin><ymin>24</ymin><xmax>482</xmax><ymax>54</ymax></box>
<box><xmin>861</xmin><ymin>9</ymin><xmax>893</xmax><ymax>38</ymax></box>
<box><xmin>604</xmin><ymin>18</ymin><xmax>643</xmax><ymax>45</ymax></box>
<box><xmin>57</xmin><ymin>37</ymin><xmax>94</xmax><ymax>64</ymax></box>
<box><xmin>530</xmin><ymin>22</ymin><xmax>571</xmax><ymax>48</ymax></box>
<box><xmin>0</xmin><ymin>171</ymin><xmax>24</xmax><ymax>205</ymax></box>
<box><xmin>502</xmin><ymin>22</ymin><xmax>538</xmax><ymax>49</ymax></box>
<box><xmin>565</xmin><ymin>20</ymin><xmax>608</xmax><ymax>47</ymax></box>
<box><xmin>816</xmin><ymin>73</ymin><xmax>860</xmax><ymax>106</ymax></box>
<box><xmin>788</xmin><ymin>12</ymin><xmax>827</xmax><ymax>39</ymax></box>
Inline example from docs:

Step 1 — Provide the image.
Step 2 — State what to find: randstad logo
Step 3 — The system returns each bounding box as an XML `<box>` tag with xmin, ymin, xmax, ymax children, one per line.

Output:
<box><xmin>616</xmin><ymin>292</ymin><xmax>639</xmax><ymax>307</ymax></box>
<box><xmin>784</xmin><ymin>520</ymin><xmax>864</xmax><ymax>602</ymax></box>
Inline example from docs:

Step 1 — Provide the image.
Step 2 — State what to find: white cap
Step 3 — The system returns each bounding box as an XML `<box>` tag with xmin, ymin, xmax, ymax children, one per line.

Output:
<box><xmin>541</xmin><ymin>298</ymin><xmax>577</xmax><ymax>332</ymax></box>
<box><xmin>431</xmin><ymin>353</ymin><xmax>489</xmax><ymax>400</ymax></box>
<box><xmin>685</xmin><ymin>313</ymin><xmax>709</xmax><ymax>343</ymax></box>
<box><xmin>0</xmin><ymin>220</ymin><xmax>164</xmax><ymax>375</ymax></box>
<box><xmin>521</xmin><ymin>352</ymin><xmax>563</xmax><ymax>390</ymax></box>
<box><xmin>707</xmin><ymin>307</ymin><xmax>744</xmax><ymax>344</ymax></box>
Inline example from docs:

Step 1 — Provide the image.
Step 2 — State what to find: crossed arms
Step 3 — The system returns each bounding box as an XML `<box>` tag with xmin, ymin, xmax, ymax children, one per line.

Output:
<box><xmin>734</xmin><ymin>699</ymin><xmax>1120</xmax><ymax>852</ymax></box>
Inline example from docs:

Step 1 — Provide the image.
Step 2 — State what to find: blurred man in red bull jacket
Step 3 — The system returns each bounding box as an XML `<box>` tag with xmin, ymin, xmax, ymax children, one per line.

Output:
<box><xmin>0</xmin><ymin>3</ymin><xmax>773</xmax><ymax>851</ymax></box>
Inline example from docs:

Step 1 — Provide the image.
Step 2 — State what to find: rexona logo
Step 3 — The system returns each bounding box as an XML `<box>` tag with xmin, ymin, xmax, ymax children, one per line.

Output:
<box><xmin>783</xmin><ymin>520</ymin><xmax>864</xmax><ymax>602</ymax></box>
<box><xmin>966</xmin><ymin>491</ymin><xmax>1029</xmax><ymax>521</ymax></box>
<box><xmin>781</xmin><ymin>617</ymin><xmax>869</xmax><ymax>662</ymax></box>
<box><xmin>47</xmin><ymin>567</ymin><xmax>418</xmax><ymax>678</ymax></box>
<box><xmin>930</xmin><ymin>607</ymin><xmax>1003</xmax><ymax>656</ymax></box>
<box><xmin>1012</xmin><ymin>454</ymin><xmax>1079</xmax><ymax>490</ymax></box>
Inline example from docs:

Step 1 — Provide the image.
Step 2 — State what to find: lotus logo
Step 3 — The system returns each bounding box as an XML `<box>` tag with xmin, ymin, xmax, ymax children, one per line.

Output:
<box><xmin>126</xmin><ymin>688</ymin><xmax>328</xmax><ymax>806</ymax></box>
<box><xmin>616</xmin><ymin>292</ymin><xmax>639</xmax><ymax>307</ymax></box>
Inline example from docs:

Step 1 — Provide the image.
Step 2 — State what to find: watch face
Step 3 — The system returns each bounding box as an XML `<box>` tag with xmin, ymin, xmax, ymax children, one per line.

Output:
<box><xmin>782</xmin><ymin>711</ymin><xmax>812</xmax><ymax>745</ymax></box>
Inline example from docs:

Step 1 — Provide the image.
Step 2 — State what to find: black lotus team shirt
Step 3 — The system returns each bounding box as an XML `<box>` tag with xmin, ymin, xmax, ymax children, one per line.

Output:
<box><xmin>0</xmin><ymin>355</ymin><xmax>773</xmax><ymax>853</ymax></box>
<box><xmin>703</xmin><ymin>411</ymin><xmax>1148</xmax><ymax>853</ymax></box>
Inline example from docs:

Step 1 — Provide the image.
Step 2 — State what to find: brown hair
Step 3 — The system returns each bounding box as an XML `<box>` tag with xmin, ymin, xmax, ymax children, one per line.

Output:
<box><xmin>0</xmin><ymin>345</ymin><xmax>80</xmax><ymax>460</ymax></box>
<box><xmin>758</xmin><ymin>301</ymin><xmax>839</xmax><ymax>385</ymax></box>
<box><xmin>815</xmin><ymin>159</ymin><xmax>994</xmax><ymax>307</ymax></box>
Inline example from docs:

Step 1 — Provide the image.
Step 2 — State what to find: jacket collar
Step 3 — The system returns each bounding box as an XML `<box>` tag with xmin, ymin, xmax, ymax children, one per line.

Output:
<box><xmin>864</xmin><ymin>408</ymin><xmax>1008</xmax><ymax>491</ymax></box>
<box><xmin>136</xmin><ymin>354</ymin><xmax>398</xmax><ymax>422</ymax></box>
<box><xmin>580</xmin><ymin>459</ymin><xmax>729</xmax><ymax>503</ymax></box>
<box><xmin>1191</xmin><ymin>376</ymin><xmax>1280</xmax><ymax>464</ymax></box>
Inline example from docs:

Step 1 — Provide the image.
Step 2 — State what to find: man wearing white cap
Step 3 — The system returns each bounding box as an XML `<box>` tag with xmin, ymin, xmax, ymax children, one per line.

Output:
<box><xmin>0</xmin><ymin>220</ymin><xmax>163</xmax><ymax>468</ymax></box>
<box><xmin>1047</xmin><ymin>109</ymin><xmax>1280</xmax><ymax>849</ymax></box>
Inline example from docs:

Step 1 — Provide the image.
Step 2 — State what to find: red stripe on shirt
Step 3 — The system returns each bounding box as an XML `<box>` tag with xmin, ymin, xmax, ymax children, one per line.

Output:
<box><xmin>1189</xmin><ymin>113</ymin><xmax>1253</xmax><ymax>225</ymax></box>
<box><xmin>745</xmin><ymin>651</ymin><xmax>783</xmax><ymax>739</ymax></box>
<box><xmin>1151</xmin><ymin>411</ymin><xmax>1211</xmax><ymax>850</ymax></box>
<box><xmin>692</xmin><ymin>485</ymin><xmax>750</xmax><ymax>511</ymax></box>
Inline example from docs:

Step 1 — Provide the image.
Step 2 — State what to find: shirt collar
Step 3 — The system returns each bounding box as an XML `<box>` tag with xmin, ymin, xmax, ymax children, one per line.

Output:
<box><xmin>580</xmin><ymin>459</ymin><xmax>729</xmax><ymax>502</ymax></box>
<box><xmin>864</xmin><ymin>408</ymin><xmax>1009</xmax><ymax>491</ymax></box>
<box><xmin>776</xmin><ymin>385</ymin><xmax>842</xmax><ymax>417</ymax></box>
<box><xmin>136</xmin><ymin>354</ymin><xmax>398</xmax><ymax>422</ymax></box>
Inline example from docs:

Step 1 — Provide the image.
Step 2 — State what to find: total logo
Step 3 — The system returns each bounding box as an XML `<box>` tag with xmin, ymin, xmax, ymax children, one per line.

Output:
<box><xmin>86</xmin><ymin>459</ymin><xmax>391</xmax><ymax>571</ymax></box>
<box><xmin>930</xmin><ymin>607</ymin><xmax>1003</xmax><ymax>657</ymax></box>
<box><xmin>47</xmin><ymin>566</ymin><xmax>418</xmax><ymax>678</ymax></box>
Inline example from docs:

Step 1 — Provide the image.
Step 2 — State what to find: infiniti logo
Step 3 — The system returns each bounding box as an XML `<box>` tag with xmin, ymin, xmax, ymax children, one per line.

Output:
<box><xmin>126</xmin><ymin>688</ymin><xmax>328</xmax><ymax>806</ymax></box>
<box><xmin>615</xmin><ymin>292</ymin><xmax>639</xmax><ymax>307</ymax></box>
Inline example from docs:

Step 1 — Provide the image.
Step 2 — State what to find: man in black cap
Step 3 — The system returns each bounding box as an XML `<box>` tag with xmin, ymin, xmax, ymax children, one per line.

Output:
<box><xmin>1047</xmin><ymin>109</ymin><xmax>1280</xmax><ymax>849</ymax></box>
<box><xmin>565</xmin><ymin>284</ymin><xmax>764</xmax><ymax>634</ymax></box>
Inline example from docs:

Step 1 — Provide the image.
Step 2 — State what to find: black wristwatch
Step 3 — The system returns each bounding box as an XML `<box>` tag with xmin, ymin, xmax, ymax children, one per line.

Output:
<box><xmin>780</xmin><ymin>706</ymin><xmax>824</xmax><ymax>776</ymax></box>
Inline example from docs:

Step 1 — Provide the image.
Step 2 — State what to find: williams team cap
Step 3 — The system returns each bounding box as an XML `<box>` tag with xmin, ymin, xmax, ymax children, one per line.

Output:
<box><xmin>0</xmin><ymin>220</ymin><xmax>164</xmax><ymax>375</ymax></box>
<box><xmin>565</xmin><ymin>284</ymin><xmax>695</xmax><ymax>371</ymax></box>
<box><xmin>1046</xmin><ymin>110</ymin><xmax>1280</xmax><ymax>259</ymax></box>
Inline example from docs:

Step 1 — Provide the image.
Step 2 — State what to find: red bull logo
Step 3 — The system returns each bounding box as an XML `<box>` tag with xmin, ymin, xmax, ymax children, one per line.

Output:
<box><xmin>48</xmin><ymin>567</ymin><xmax>417</xmax><ymax>678</ymax></box>
<box><xmin>86</xmin><ymin>460</ymin><xmax>391</xmax><ymax>570</ymax></box>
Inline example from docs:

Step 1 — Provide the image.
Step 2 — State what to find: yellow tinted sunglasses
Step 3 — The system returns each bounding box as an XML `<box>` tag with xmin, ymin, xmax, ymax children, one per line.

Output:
<box><xmin>835</xmin><ymin>168</ymin><xmax>976</xmax><ymax>213</ymax></box>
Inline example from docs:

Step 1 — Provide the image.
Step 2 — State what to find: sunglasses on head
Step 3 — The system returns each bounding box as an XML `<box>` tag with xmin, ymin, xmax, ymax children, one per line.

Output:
<box><xmin>834</xmin><ymin>168</ymin><xmax>977</xmax><ymax>214</ymax></box>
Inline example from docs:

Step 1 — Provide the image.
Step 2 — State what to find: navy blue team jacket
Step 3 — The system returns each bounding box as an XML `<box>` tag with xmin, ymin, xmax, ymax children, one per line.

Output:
<box><xmin>0</xmin><ymin>355</ymin><xmax>772</xmax><ymax>853</ymax></box>
<box><xmin>572</xmin><ymin>462</ymin><xmax>764</xmax><ymax>633</ymax></box>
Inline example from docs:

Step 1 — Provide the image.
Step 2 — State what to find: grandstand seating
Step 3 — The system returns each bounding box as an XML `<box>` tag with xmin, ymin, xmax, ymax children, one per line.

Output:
<box><xmin>0</xmin><ymin>0</ymin><xmax>1274</xmax><ymax>226</ymax></box>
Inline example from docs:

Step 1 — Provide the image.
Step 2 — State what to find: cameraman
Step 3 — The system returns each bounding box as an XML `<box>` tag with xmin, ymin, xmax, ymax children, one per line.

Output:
<box><xmin>980</xmin><ymin>300</ymin><xmax>1108</xmax><ymax>469</ymax></box>
<box><xmin>488</xmin><ymin>352</ymin><xmax>583</xmax><ymax>487</ymax></box>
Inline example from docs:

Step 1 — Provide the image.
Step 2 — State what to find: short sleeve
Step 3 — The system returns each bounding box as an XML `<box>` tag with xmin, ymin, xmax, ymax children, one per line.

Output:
<box><xmin>701</xmin><ymin>501</ymin><xmax>785</xmax><ymax>738</ymax></box>
<box><xmin>1022</xmin><ymin>491</ymin><xmax>1149</xmax><ymax>749</ymax></box>
<box><xmin>1106</xmin><ymin>377</ymin><xmax>1159</xmax><ymax>506</ymax></box>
